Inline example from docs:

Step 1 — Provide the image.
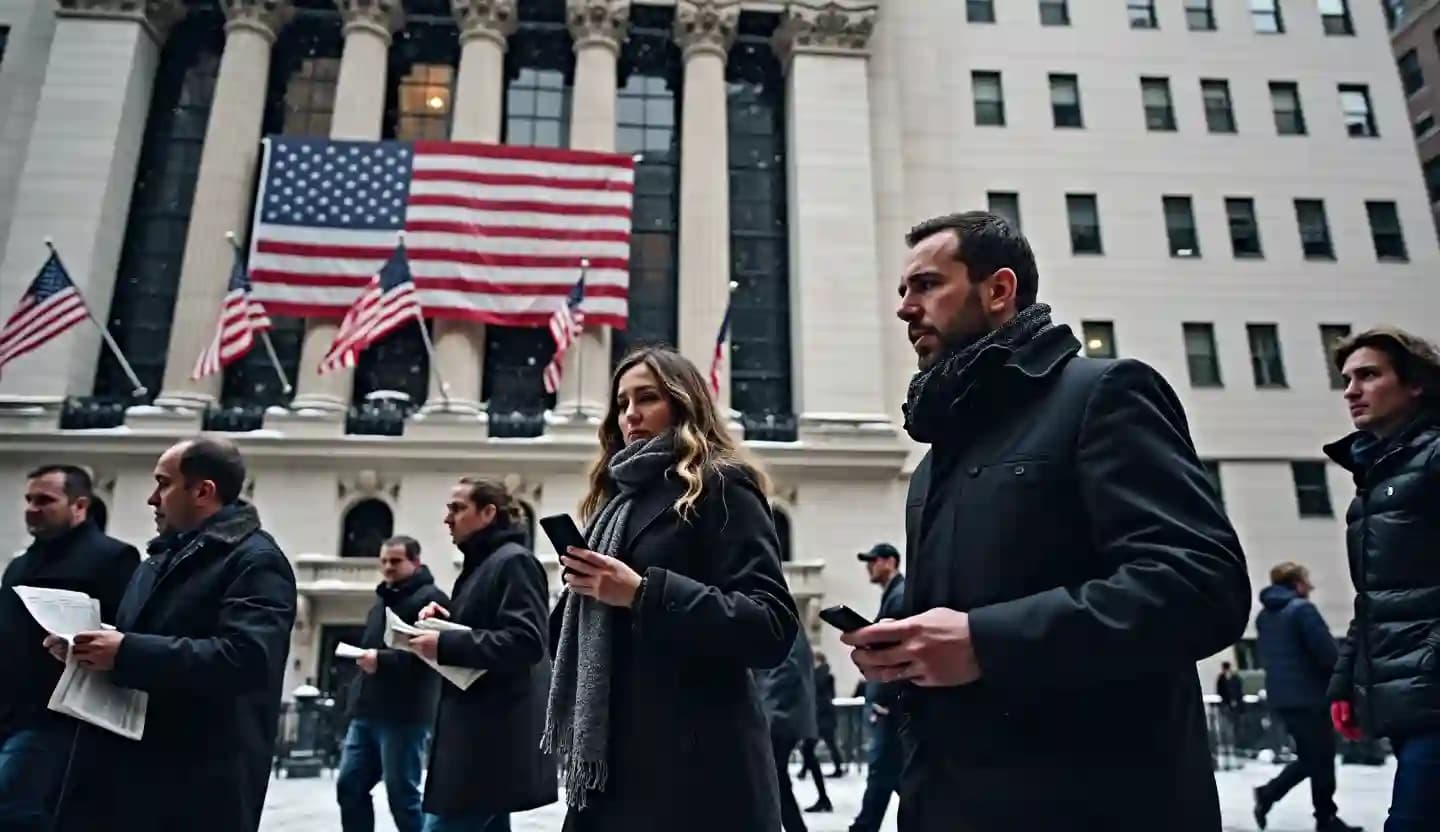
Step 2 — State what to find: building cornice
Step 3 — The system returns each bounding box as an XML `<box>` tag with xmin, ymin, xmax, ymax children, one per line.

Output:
<box><xmin>773</xmin><ymin>0</ymin><xmax>877</xmax><ymax>63</ymax></box>
<box><xmin>55</xmin><ymin>0</ymin><xmax>187</xmax><ymax>45</ymax></box>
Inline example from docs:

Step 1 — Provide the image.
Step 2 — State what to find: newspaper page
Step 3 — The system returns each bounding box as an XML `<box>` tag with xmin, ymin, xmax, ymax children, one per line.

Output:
<box><xmin>13</xmin><ymin>586</ymin><xmax>100</xmax><ymax>641</ymax></box>
<box><xmin>383</xmin><ymin>608</ymin><xmax>486</xmax><ymax>690</ymax></box>
<box><xmin>334</xmin><ymin>641</ymin><xmax>367</xmax><ymax>660</ymax></box>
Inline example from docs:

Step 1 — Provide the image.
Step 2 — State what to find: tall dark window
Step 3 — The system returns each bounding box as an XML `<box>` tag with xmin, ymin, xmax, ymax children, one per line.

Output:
<box><xmin>1247</xmin><ymin>323</ymin><xmax>1287</xmax><ymax>388</ymax></box>
<box><xmin>1291</xmin><ymin>461</ymin><xmax>1333</xmax><ymax>517</ymax></box>
<box><xmin>1366</xmin><ymin>201</ymin><xmax>1409</xmax><ymax>261</ymax></box>
<box><xmin>1400</xmin><ymin>50</ymin><xmax>1425</xmax><ymax>96</ymax></box>
<box><xmin>972</xmin><ymin>71</ymin><xmax>1006</xmax><ymax>126</ymax></box>
<box><xmin>1050</xmin><ymin>74</ymin><xmax>1083</xmax><ymax>128</ymax></box>
<box><xmin>988</xmin><ymin>192</ymin><xmax>1021</xmax><ymax>232</ymax></box>
<box><xmin>1183</xmin><ymin>323</ymin><xmax>1222</xmax><ymax>387</ymax></box>
<box><xmin>728</xmin><ymin>16</ymin><xmax>793</xmax><ymax>440</ymax></box>
<box><xmin>1383</xmin><ymin>0</ymin><xmax>1407</xmax><ymax>29</ymax></box>
<box><xmin>1425</xmin><ymin>157</ymin><xmax>1440</xmax><ymax>202</ymax></box>
<box><xmin>1129</xmin><ymin>0</ymin><xmax>1159</xmax><ymax>28</ymax></box>
<box><xmin>1339</xmin><ymin>84</ymin><xmax>1378</xmax><ymax>137</ymax></box>
<box><xmin>1318</xmin><ymin>0</ymin><xmax>1354</xmax><ymax>34</ymax></box>
<box><xmin>1226</xmin><ymin>197</ymin><xmax>1263</xmax><ymax>258</ymax></box>
<box><xmin>1186</xmin><ymin>0</ymin><xmax>1217</xmax><ymax>30</ymax></box>
<box><xmin>1415</xmin><ymin>113</ymin><xmax>1435</xmax><ymax>138</ymax></box>
<box><xmin>96</xmin><ymin>15</ymin><xmax>224</xmax><ymax>402</ymax></box>
<box><xmin>0</xmin><ymin>26</ymin><xmax>9</xmax><ymax>67</ymax></box>
<box><xmin>1142</xmin><ymin>77</ymin><xmax>1176</xmax><ymax>131</ymax></box>
<box><xmin>1319</xmin><ymin>323</ymin><xmax>1351</xmax><ymax>389</ymax></box>
<box><xmin>1294</xmin><ymin>199</ymin><xmax>1334</xmax><ymax>259</ymax></box>
<box><xmin>1040</xmin><ymin>0</ymin><xmax>1070</xmax><ymax>25</ymax></box>
<box><xmin>1082</xmin><ymin>321</ymin><xmax>1117</xmax><ymax>358</ymax></box>
<box><xmin>1202</xmin><ymin>79</ymin><xmax>1236</xmax><ymax>132</ymax></box>
<box><xmin>1270</xmin><ymin>82</ymin><xmax>1306</xmax><ymax>134</ymax></box>
<box><xmin>340</xmin><ymin>498</ymin><xmax>394</xmax><ymax>558</ymax></box>
<box><xmin>968</xmin><ymin>0</ymin><xmax>996</xmax><ymax>22</ymax></box>
<box><xmin>1252</xmin><ymin>0</ymin><xmax>1284</xmax><ymax>32</ymax></box>
<box><xmin>1164</xmin><ymin>196</ymin><xmax>1200</xmax><ymax>257</ymax></box>
<box><xmin>1066</xmin><ymin>194</ymin><xmax>1103</xmax><ymax>254</ymax></box>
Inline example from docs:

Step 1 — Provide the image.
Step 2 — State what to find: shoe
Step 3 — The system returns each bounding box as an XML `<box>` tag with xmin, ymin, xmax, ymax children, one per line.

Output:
<box><xmin>1254</xmin><ymin>787</ymin><xmax>1272</xmax><ymax>831</ymax></box>
<box><xmin>826</xmin><ymin>768</ymin><xmax>846</xmax><ymax>778</ymax></box>
<box><xmin>804</xmin><ymin>799</ymin><xmax>833</xmax><ymax>813</ymax></box>
<box><xmin>1317</xmin><ymin>817</ymin><xmax>1362</xmax><ymax>832</ymax></box>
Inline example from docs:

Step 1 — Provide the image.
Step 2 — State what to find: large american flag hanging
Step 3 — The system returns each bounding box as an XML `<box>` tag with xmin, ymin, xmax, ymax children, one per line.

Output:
<box><xmin>192</xmin><ymin>244</ymin><xmax>272</xmax><ymax>380</ymax></box>
<box><xmin>247</xmin><ymin>137</ymin><xmax>634</xmax><ymax>329</ymax></box>
<box><xmin>0</xmin><ymin>252</ymin><xmax>87</xmax><ymax>376</ymax></box>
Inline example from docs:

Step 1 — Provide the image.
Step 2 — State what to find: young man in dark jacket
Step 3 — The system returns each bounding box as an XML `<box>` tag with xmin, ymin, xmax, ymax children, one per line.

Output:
<box><xmin>1325</xmin><ymin>327</ymin><xmax>1440</xmax><ymax>832</ymax></box>
<box><xmin>851</xmin><ymin>543</ymin><xmax>906</xmax><ymax>832</ymax></box>
<box><xmin>844</xmin><ymin>212</ymin><xmax>1251</xmax><ymax>831</ymax></box>
<box><xmin>1253</xmin><ymin>562</ymin><xmax>1358</xmax><ymax>831</ymax></box>
<box><xmin>0</xmin><ymin>465</ymin><xmax>138</xmax><ymax>830</ymax></box>
<box><xmin>337</xmin><ymin>534</ymin><xmax>449</xmax><ymax>832</ymax></box>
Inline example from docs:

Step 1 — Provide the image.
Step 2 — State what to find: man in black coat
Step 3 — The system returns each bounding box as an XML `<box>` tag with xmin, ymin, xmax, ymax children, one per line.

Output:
<box><xmin>48</xmin><ymin>437</ymin><xmax>297</xmax><ymax>832</ymax></box>
<box><xmin>759</xmin><ymin>631</ymin><xmax>818</xmax><ymax>832</ymax></box>
<box><xmin>1325</xmin><ymin>327</ymin><xmax>1440</xmax><ymax>831</ymax></box>
<box><xmin>1253</xmin><ymin>562</ymin><xmax>1358</xmax><ymax>831</ymax></box>
<box><xmin>0</xmin><ymin>464</ymin><xmax>138</xmax><ymax>830</ymax></box>
<box><xmin>850</xmin><ymin>543</ymin><xmax>906</xmax><ymax>832</ymax></box>
<box><xmin>337</xmin><ymin>534</ymin><xmax>449</xmax><ymax>832</ymax></box>
<box><xmin>844</xmin><ymin>212</ymin><xmax>1251</xmax><ymax>830</ymax></box>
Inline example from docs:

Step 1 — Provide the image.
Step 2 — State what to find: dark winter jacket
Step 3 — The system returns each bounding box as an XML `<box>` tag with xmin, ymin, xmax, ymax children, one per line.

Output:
<box><xmin>423</xmin><ymin>524</ymin><xmax>556</xmax><ymax>816</ymax></box>
<box><xmin>866</xmin><ymin>572</ymin><xmax>907</xmax><ymax>712</ymax></box>
<box><xmin>556</xmin><ymin>469</ymin><xmax>799</xmax><ymax>832</ymax></box>
<box><xmin>57</xmin><ymin>502</ymin><xmax>297</xmax><ymax>832</ymax></box>
<box><xmin>1256</xmin><ymin>584</ymin><xmax>1338</xmax><ymax>709</ymax></box>
<box><xmin>899</xmin><ymin>326</ymin><xmax>1250</xmax><ymax>831</ymax></box>
<box><xmin>349</xmin><ymin>565</ymin><xmax>449</xmax><ymax>725</ymax></box>
<box><xmin>1325</xmin><ymin>418</ymin><xmax>1440</xmax><ymax>739</ymax></box>
<box><xmin>758</xmin><ymin>631</ymin><xmax>817</xmax><ymax>741</ymax></box>
<box><xmin>0</xmin><ymin>521</ymin><xmax>138</xmax><ymax>734</ymax></box>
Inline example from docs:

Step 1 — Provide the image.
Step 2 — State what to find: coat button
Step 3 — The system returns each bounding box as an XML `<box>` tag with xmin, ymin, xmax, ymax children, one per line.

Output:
<box><xmin>1013</xmin><ymin>465</ymin><xmax>1026</xmax><ymax>476</ymax></box>
<box><xmin>967</xmin><ymin>466</ymin><xmax>981</xmax><ymax>477</ymax></box>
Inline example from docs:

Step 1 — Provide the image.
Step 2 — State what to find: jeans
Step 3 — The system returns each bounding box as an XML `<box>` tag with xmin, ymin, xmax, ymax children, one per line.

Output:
<box><xmin>771</xmin><ymin>732</ymin><xmax>807</xmax><ymax>832</ymax></box>
<box><xmin>1386</xmin><ymin>731</ymin><xmax>1440</xmax><ymax>832</ymax></box>
<box><xmin>1256</xmin><ymin>707</ymin><xmax>1338</xmax><ymax>821</ymax></box>
<box><xmin>422</xmin><ymin>810</ymin><xmax>510</xmax><ymax>832</ymax></box>
<box><xmin>336</xmin><ymin>718</ymin><xmax>431</xmax><ymax>832</ymax></box>
<box><xmin>0</xmin><ymin>720</ymin><xmax>75</xmax><ymax>832</ymax></box>
<box><xmin>850</xmin><ymin>715</ymin><xmax>902</xmax><ymax>832</ymax></box>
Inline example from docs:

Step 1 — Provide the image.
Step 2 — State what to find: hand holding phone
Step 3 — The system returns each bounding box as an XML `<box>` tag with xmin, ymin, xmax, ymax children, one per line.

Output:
<box><xmin>540</xmin><ymin>514</ymin><xmax>589</xmax><ymax>579</ymax></box>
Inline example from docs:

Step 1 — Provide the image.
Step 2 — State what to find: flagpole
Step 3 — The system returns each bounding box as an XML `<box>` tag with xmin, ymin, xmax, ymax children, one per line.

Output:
<box><xmin>572</xmin><ymin>258</ymin><xmax>590</xmax><ymax>420</ymax></box>
<box><xmin>44</xmin><ymin>238</ymin><xmax>148</xmax><ymax>399</ymax></box>
<box><xmin>227</xmin><ymin>232</ymin><xmax>292</xmax><ymax>395</ymax></box>
<box><xmin>398</xmin><ymin>231</ymin><xmax>451</xmax><ymax>411</ymax></box>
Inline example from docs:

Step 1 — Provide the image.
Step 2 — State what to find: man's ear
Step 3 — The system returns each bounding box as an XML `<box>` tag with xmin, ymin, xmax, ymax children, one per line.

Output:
<box><xmin>986</xmin><ymin>268</ymin><xmax>1018</xmax><ymax>313</ymax></box>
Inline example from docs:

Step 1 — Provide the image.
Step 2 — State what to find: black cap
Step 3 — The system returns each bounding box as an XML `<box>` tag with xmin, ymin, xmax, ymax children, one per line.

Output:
<box><xmin>856</xmin><ymin>543</ymin><xmax>900</xmax><ymax>563</ymax></box>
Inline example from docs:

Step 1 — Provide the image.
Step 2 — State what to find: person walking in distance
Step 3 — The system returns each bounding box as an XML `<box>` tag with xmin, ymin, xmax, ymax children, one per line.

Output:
<box><xmin>336</xmin><ymin>535</ymin><xmax>450</xmax><ymax>832</ymax></box>
<box><xmin>844</xmin><ymin>212</ymin><xmax>1250</xmax><ymax>831</ymax></box>
<box><xmin>796</xmin><ymin>651</ymin><xmax>840</xmax><ymax>813</ymax></box>
<box><xmin>1324</xmin><ymin>327</ymin><xmax>1440</xmax><ymax>832</ymax></box>
<box><xmin>849</xmin><ymin>543</ymin><xmax>906</xmax><ymax>832</ymax></box>
<box><xmin>1253</xmin><ymin>562</ymin><xmax>1360</xmax><ymax>831</ymax></box>
<box><xmin>759</xmin><ymin>631</ymin><xmax>818</xmax><ymax>832</ymax></box>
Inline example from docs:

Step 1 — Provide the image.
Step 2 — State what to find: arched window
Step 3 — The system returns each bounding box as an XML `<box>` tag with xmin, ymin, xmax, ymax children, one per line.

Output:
<box><xmin>772</xmin><ymin>505</ymin><xmax>793</xmax><ymax>562</ymax></box>
<box><xmin>340</xmin><ymin>499</ymin><xmax>394</xmax><ymax>559</ymax></box>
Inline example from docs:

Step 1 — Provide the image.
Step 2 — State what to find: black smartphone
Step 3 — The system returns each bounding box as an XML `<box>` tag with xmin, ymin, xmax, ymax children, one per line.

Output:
<box><xmin>818</xmin><ymin>604</ymin><xmax>874</xmax><ymax>633</ymax></box>
<box><xmin>539</xmin><ymin>514</ymin><xmax>588</xmax><ymax>560</ymax></box>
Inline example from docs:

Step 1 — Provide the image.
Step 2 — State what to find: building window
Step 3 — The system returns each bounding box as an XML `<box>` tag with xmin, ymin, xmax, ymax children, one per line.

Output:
<box><xmin>1339</xmin><ymin>85</ymin><xmax>1378</xmax><ymax>137</ymax></box>
<box><xmin>0</xmin><ymin>27</ymin><xmax>8</xmax><ymax>67</ymax></box>
<box><xmin>1164</xmin><ymin>196</ymin><xmax>1200</xmax><ymax>257</ymax></box>
<box><xmin>1400</xmin><ymin>50</ymin><xmax>1425</xmax><ymax>96</ymax></box>
<box><xmin>1142</xmin><ymin>77</ymin><xmax>1176</xmax><ymax>131</ymax></box>
<box><xmin>1082</xmin><ymin>321</ymin><xmax>1117</xmax><ymax>358</ymax></box>
<box><xmin>1202</xmin><ymin>460</ymin><xmax>1225</xmax><ymax>507</ymax></box>
<box><xmin>1226</xmin><ymin>197</ymin><xmax>1263</xmax><ymax>258</ymax></box>
<box><xmin>391</xmin><ymin>62</ymin><xmax>453</xmax><ymax>141</ymax></box>
<box><xmin>1247</xmin><ymin>323</ymin><xmax>1288</xmax><ymax>388</ymax></box>
<box><xmin>1294</xmin><ymin>199</ymin><xmax>1334</xmax><ymax>259</ymax></box>
<box><xmin>1050</xmin><ymin>74</ymin><xmax>1083</xmax><ymax>128</ymax></box>
<box><xmin>988</xmin><ymin>191</ymin><xmax>1021</xmax><ymax>232</ymax></box>
<box><xmin>1319</xmin><ymin>0</ymin><xmax>1354</xmax><ymax>33</ymax></box>
<box><xmin>972</xmin><ymin>71</ymin><xmax>1006</xmax><ymax>126</ymax></box>
<box><xmin>1129</xmin><ymin>0</ymin><xmax>1159</xmax><ymax>28</ymax></box>
<box><xmin>1383</xmin><ymin>0</ymin><xmax>1406</xmax><ymax>29</ymax></box>
<box><xmin>1320</xmin><ymin>324</ymin><xmax>1351</xmax><ymax>389</ymax></box>
<box><xmin>1291</xmin><ymin>461</ymin><xmax>1333</xmax><ymax>517</ymax></box>
<box><xmin>1251</xmin><ymin>0</ymin><xmax>1284</xmax><ymax>32</ymax></box>
<box><xmin>1425</xmin><ymin>157</ymin><xmax>1440</xmax><ymax>202</ymax></box>
<box><xmin>1184</xmin><ymin>323</ymin><xmax>1223</xmax><ymax>387</ymax></box>
<box><xmin>1186</xmin><ymin>0</ymin><xmax>1217</xmax><ymax>30</ymax></box>
<box><xmin>1066</xmin><ymin>194</ymin><xmax>1103</xmax><ymax>254</ymax></box>
<box><xmin>1415</xmin><ymin>113</ymin><xmax>1436</xmax><ymax>138</ymax></box>
<box><xmin>1040</xmin><ymin>0</ymin><xmax>1070</xmax><ymax>25</ymax></box>
<box><xmin>1201</xmin><ymin>79</ymin><xmax>1236</xmax><ymax>133</ymax></box>
<box><xmin>340</xmin><ymin>499</ymin><xmax>394</xmax><ymax>558</ymax></box>
<box><xmin>280</xmin><ymin>57</ymin><xmax>339</xmax><ymax>137</ymax></box>
<box><xmin>1270</xmin><ymin>82</ymin><xmax>1306</xmax><ymax>135</ymax></box>
<box><xmin>1366</xmin><ymin>201</ymin><xmax>1409</xmax><ymax>261</ymax></box>
<box><xmin>968</xmin><ymin>0</ymin><xmax>996</xmax><ymax>22</ymax></box>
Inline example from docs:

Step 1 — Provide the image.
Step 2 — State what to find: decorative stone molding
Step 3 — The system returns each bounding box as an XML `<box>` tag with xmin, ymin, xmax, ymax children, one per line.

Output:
<box><xmin>221</xmin><ymin>0</ymin><xmax>294</xmax><ymax>42</ymax></box>
<box><xmin>673</xmin><ymin>0</ymin><xmax>739</xmax><ymax>60</ymax></box>
<box><xmin>337</xmin><ymin>469</ymin><xmax>400</xmax><ymax>502</ymax></box>
<box><xmin>500</xmin><ymin>473</ymin><xmax>543</xmax><ymax>506</ymax></box>
<box><xmin>334</xmin><ymin>0</ymin><xmax>404</xmax><ymax>43</ymax></box>
<box><xmin>452</xmin><ymin>0</ymin><xmax>518</xmax><ymax>48</ymax></box>
<box><xmin>772</xmin><ymin>0</ymin><xmax>877</xmax><ymax>63</ymax></box>
<box><xmin>55</xmin><ymin>0</ymin><xmax>187</xmax><ymax>44</ymax></box>
<box><xmin>567</xmin><ymin>0</ymin><xmax>630</xmax><ymax>53</ymax></box>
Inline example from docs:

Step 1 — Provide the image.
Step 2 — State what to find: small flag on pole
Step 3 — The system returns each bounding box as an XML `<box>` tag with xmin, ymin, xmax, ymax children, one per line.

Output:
<box><xmin>192</xmin><ymin>241</ymin><xmax>272</xmax><ymax>380</ymax></box>
<box><xmin>320</xmin><ymin>242</ymin><xmax>422</xmax><ymax>374</ymax></box>
<box><xmin>543</xmin><ymin>270</ymin><xmax>588</xmax><ymax>395</ymax></box>
<box><xmin>0</xmin><ymin>252</ymin><xmax>88</xmax><ymax>376</ymax></box>
<box><xmin>709</xmin><ymin>303</ymin><xmax>732</xmax><ymax>397</ymax></box>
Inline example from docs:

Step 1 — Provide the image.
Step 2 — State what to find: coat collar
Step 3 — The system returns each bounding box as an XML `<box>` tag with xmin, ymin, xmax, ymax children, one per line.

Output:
<box><xmin>146</xmin><ymin>502</ymin><xmax>262</xmax><ymax>557</ymax></box>
<box><xmin>1324</xmin><ymin>413</ymin><xmax>1440</xmax><ymax>476</ymax></box>
<box><xmin>457</xmin><ymin>524</ymin><xmax>527</xmax><ymax>571</ymax></box>
<box><xmin>1001</xmin><ymin>325</ymin><xmax>1081</xmax><ymax>382</ymax></box>
<box><xmin>378</xmin><ymin>565</ymin><xmax>436</xmax><ymax>600</ymax></box>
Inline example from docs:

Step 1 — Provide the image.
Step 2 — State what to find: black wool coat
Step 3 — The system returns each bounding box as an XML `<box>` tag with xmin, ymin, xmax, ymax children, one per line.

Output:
<box><xmin>423</xmin><ymin>524</ymin><xmax>557</xmax><ymax>816</ymax></box>
<box><xmin>557</xmin><ymin>468</ymin><xmax>800</xmax><ymax>832</ymax></box>
<box><xmin>349</xmin><ymin>565</ymin><xmax>450</xmax><ymax>725</ymax></box>
<box><xmin>898</xmin><ymin>326</ymin><xmax>1250</xmax><ymax>832</ymax></box>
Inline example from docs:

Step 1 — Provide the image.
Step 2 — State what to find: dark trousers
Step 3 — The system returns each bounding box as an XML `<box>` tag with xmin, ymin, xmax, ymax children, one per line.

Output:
<box><xmin>1256</xmin><ymin>707</ymin><xmax>1337</xmax><ymax>822</ymax></box>
<box><xmin>0</xmin><ymin>719</ymin><xmax>75</xmax><ymax>832</ymax></box>
<box><xmin>798</xmin><ymin>739</ymin><xmax>831</xmax><ymax>804</ymax></box>
<box><xmin>815</xmin><ymin>723</ymin><xmax>845</xmax><ymax>771</ymax></box>
<box><xmin>771</xmin><ymin>732</ymin><xmax>807</xmax><ymax>832</ymax></box>
<box><xmin>423</xmin><ymin>811</ymin><xmax>510</xmax><ymax>832</ymax></box>
<box><xmin>850</xmin><ymin>715</ymin><xmax>902</xmax><ymax>832</ymax></box>
<box><xmin>1387</xmin><ymin>731</ymin><xmax>1440</xmax><ymax>832</ymax></box>
<box><xmin>336</xmin><ymin>718</ymin><xmax>431</xmax><ymax>832</ymax></box>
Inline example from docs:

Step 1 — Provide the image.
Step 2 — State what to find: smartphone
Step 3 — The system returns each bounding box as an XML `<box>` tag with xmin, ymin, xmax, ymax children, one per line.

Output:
<box><xmin>539</xmin><ymin>513</ymin><xmax>588</xmax><ymax>563</ymax></box>
<box><xmin>818</xmin><ymin>604</ymin><xmax>874</xmax><ymax>633</ymax></box>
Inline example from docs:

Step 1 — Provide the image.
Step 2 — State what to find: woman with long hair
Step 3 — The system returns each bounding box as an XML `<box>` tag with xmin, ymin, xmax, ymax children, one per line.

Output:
<box><xmin>542</xmin><ymin>346</ymin><xmax>800</xmax><ymax>830</ymax></box>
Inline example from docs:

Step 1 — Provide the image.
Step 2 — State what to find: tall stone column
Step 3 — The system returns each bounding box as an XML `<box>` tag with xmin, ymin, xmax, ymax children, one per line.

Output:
<box><xmin>0</xmin><ymin>0</ymin><xmax>185</xmax><ymax>407</ymax></box>
<box><xmin>773</xmin><ymin>1</ymin><xmax>890</xmax><ymax>436</ymax></box>
<box><xmin>289</xmin><ymin>0</ymin><xmax>403</xmax><ymax>412</ymax></box>
<box><xmin>153</xmin><ymin>0</ymin><xmax>293</xmax><ymax>411</ymax></box>
<box><xmin>555</xmin><ymin>0</ymin><xmax>628</xmax><ymax>421</ymax></box>
<box><xmin>420</xmin><ymin>0</ymin><xmax>517</xmax><ymax>417</ymax></box>
<box><xmin>673</xmin><ymin>0</ymin><xmax>737</xmax><ymax>406</ymax></box>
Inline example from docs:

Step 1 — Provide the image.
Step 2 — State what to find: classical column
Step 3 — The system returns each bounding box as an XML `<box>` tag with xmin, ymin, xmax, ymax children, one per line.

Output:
<box><xmin>673</xmin><ymin>0</ymin><xmax>737</xmax><ymax>406</ymax></box>
<box><xmin>289</xmin><ymin>0</ymin><xmax>403</xmax><ymax>412</ymax></box>
<box><xmin>153</xmin><ymin>0</ymin><xmax>293</xmax><ymax>410</ymax></box>
<box><xmin>555</xmin><ymin>0</ymin><xmax>629</xmax><ymax>421</ymax></box>
<box><xmin>420</xmin><ymin>0</ymin><xmax>517</xmax><ymax>416</ymax></box>
<box><xmin>773</xmin><ymin>1</ymin><xmax>890</xmax><ymax>434</ymax></box>
<box><xmin>0</xmin><ymin>0</ymin><xmax>185</xmax><ymax>406</ymax></box>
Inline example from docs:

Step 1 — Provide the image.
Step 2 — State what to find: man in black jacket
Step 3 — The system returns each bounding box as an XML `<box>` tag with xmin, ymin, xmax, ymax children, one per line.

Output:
<box><xmin>48</xmin><ymin>437</ymin><xmax>297</xmax><ymax>832</ymax></box>
<box><xmin>337</xmin><ymin>534</ymin><xmax>449</xmax><ymax>832</ymax></box>
<box><xmin>0</xmin><ymin>465</ymin><xmax>138</xmax><ymax>830</ymax></box>
<box><xmin>1254</xmin><ymin>562</ymin><xmax>1358</xmax><ymax>831</ymax></box>
<box><xmin>850</xmin><ymin>543</ymin><xmax>906</xmax><ymax>832</ymax></box>
<box><xmin>844</xmin><ymin>212</ymin><xmax>1250</xmax><ymax>830</ymax></box>
<box><xmin>1325</xmin><ymin>327</ymin><xmax>1440</xmax><ymax>832</ymax></box>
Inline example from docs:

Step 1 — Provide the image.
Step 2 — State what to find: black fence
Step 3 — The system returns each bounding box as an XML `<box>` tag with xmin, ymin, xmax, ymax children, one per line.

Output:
<box><xmin>1204</xmin><ymin>695</ymin><xmax>1390</xmax><ymax>772</ymax></box>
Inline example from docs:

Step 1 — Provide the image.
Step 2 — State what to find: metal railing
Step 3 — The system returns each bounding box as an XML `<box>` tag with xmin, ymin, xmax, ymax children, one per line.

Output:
<box><xmin>1203</xmin><ymin>694</ymin><xmax>1390</xmax><ymax>771</ymax></box>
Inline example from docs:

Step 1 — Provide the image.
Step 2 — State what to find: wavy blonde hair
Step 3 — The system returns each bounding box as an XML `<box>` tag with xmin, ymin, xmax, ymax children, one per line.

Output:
<box><xmin>580</xmin><ymin>346</ymin><xmax>770</xmax><ymax>522</ymax></box>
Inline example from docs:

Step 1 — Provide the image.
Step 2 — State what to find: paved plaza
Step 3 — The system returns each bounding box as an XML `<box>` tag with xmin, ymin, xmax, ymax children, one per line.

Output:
<box><xmin>261</xmin><ymin>758</ymin><xmax>1399</xmax><ymax>831</ymax></box>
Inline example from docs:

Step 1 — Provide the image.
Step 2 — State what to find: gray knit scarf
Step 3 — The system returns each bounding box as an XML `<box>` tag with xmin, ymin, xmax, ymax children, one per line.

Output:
<box><xmin>541</xmin><ymin>431</ymin><xmax>677</xmax><ymax>809</ymax></box>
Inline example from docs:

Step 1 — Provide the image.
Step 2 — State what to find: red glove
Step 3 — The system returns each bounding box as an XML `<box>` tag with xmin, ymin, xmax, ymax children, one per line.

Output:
<box><xmin>1331</xmin><ymin>700</ymin><xmax>1362</xmax><ymax>741</ymax></box>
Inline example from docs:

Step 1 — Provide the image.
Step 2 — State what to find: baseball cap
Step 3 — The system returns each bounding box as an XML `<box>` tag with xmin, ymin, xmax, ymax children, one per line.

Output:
<box><xmin>856</xmin><ymin>543</ymin><xmax>900</xmax><ymax>562</ymax></box>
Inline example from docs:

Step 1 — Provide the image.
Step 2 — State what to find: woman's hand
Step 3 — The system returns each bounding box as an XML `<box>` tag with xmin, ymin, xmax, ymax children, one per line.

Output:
<box><xmin>560</xmin><ymin>547</ymin><xmax>643</xmax><ymax>608</ymax></box>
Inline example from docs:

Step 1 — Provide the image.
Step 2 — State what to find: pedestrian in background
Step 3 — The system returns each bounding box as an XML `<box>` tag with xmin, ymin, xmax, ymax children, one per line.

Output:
<box><xmin>796</xmin><ymin>651</ymin><xmax>840</xmax><ymax>814</ymax></box>
<box><xmin>849</xmin><ymin>543</ymin><xmax>905</xmax><ymax>832</ymax></box>
<box><xmin>759</xmin><ymin>631</ymin><xmax>818</xmax><ymax>832</ymax></box>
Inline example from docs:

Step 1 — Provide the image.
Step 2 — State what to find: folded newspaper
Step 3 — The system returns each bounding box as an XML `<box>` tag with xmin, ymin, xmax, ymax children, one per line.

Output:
<box><xmin>13</xmin><ymin>586</ymin><xmax>148</xmax><ymax>741</ymax></box>
<box><xmin>383</xmin><ymin>608</ymin><xmax>486</xmax><ymax>690</ymax></box>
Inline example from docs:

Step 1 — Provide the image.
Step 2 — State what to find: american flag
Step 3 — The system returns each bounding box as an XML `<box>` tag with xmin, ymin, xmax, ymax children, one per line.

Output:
<box><xmin>247</xmin><ymin>137</ymin><xmax>633</xmax><ymax>329</ymax></box>
<box><xmin>710</xmin><ymin>304</ymin><xmax>732</xmax><ymax>397</ymax></box>
<box><xmin>543</xmin><ymin>272</ymin><xmax>587</xmax><ymax>394</ymax></box>
<box><xmin>320</xmin><ymin>243</ymin><xmax>421</xmax><ymax>374</ymax></box>
<box><xmin>0</xmin><ymin>252</ymin><xmax>88</xmax><ymax>376</ymax></box>
<box><xmin>192</xmin><ymin>244</ymin><xmax>272</xmax><ymax>380</ymax></box>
